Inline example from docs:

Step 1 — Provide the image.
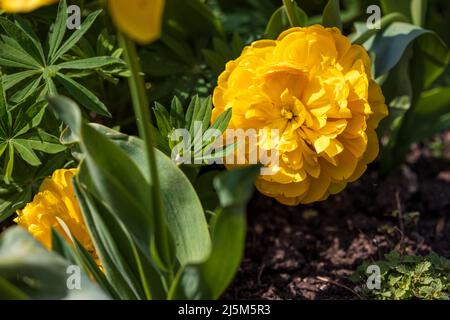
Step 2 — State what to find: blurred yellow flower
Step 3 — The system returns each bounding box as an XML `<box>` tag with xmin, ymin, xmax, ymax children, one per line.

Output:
<box><xmin>212</xmin><ymin>26</ymin><xmax>388</xmax><ymax>206</ymax></box>
<box><xmin>15</xmin><ymin>169</ymin><xmax>99</xmax><ymax>263</ymax></box>
<box><xmin>1</xmin><ymin>0</ymin><xmax>165</xmax><ymax>45</ymax></box>
<box><xmin>0</xmin><ymin>0</ymin><xmax>57</xmax><ymax>12</ymax></box>
<box><xmin>109</xmin><ymin>0</ymin><xmax>165</xmax><ymax>44</ymax></box>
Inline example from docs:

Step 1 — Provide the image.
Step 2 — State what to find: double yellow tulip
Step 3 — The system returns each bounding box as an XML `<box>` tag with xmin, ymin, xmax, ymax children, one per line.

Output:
<box><xmin>0</xmin><ymin>0</ymin><xmax>164</xmax><ymax>44</ymax></box>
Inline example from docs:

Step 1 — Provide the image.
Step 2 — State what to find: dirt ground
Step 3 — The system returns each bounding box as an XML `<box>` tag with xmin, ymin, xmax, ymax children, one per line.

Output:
<box><xmin>224</xmin><ymin>133</ymin><xmax>450</xmax><ymax>300</ymax></box>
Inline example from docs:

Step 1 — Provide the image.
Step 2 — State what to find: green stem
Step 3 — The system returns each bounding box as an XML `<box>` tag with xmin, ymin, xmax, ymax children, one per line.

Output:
<box><xmin>118</xmin><ymin>33</ymin><xmax>173</xmax><ymax>272</ymax></box>
<box><xmin>411</xmin><ymin>0</ymin><xmax>427</xmax><ymax>27</ymax></box>
<box><xmin>352</xmin><ymin>13</ymin><xmax>409</xmax><ymax>45</ymax></box>
<box><xmin>282</xmin><ymin>0</ymin><xmax>300</xmax><ymax>27</ymax></box>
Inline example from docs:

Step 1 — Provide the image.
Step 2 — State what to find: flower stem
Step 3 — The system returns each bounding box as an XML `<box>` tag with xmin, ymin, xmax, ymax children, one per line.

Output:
<box><xmin>282</xmin><ymin>0</ymin><xmax>300</xmax><ymax>27</ymax></box>
<box><xmin>118</xmin><ymin>33</ymin><xmax>173</xmax><ymax>272</ymax></box>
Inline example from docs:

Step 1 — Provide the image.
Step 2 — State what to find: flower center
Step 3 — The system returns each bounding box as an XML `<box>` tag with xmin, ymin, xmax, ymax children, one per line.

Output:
<box><xmin>281</xmin><ymin>107</ymin><xmax>294</xmax><ymax>120</ymax></box>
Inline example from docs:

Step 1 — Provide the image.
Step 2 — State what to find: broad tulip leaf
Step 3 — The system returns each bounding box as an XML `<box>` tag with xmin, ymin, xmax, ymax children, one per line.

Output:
<box><xmin>361</xmin><ymin>22</ymin><xmax>449</xmax><ymax>86</ymax></box>
<box><xmin>0</xmin><ymin>227</ymin><xmax>109</xmax><ymax>300</ymax></box>
<box><xmin>114</xmin><ymin>137</ymin><xmax>212</xmax><ymax>265</ymax></box>
<box><xmin>73</xmin><ymin>182</ymin><xmax>148</xmax><ymax>300</ymax></box>
<box><xmin>402</xmin><ymin>87</ymin><xmax>450</xmax><ymax>144</ymax></box>
<box><xmin>322</xmin><ymin>0</ymin><xmax>342</xmax><ymax>31</ymax></box>
<box><xmin>48</xmin><ymin>96</ymin><xmax>156</xmax><ymax>262</ymax></box>
<box><xmin>168</xmin><ymin>167</ymin><xmax>259</xmax><ymax>299</ymax></box>
<box><xmin>265</xmin><ymin>4</ymin><xmax>308</xmax><ymax>39</ymax></box>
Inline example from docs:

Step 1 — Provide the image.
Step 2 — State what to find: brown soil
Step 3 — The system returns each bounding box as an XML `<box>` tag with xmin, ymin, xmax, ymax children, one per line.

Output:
<box><xmin>224</xmin><ymin>134</ymin><xmax>450</xmax><ymax>300</ymax></box>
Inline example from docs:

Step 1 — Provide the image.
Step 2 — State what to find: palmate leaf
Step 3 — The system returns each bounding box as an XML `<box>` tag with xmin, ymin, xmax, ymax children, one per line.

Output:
<box><xmin>153</xmin><ymin>95</ymin><xmax>233</xmax><ymax>162</ymax></box>
<box><xmin>0</xmin><ymin>78</ymin><xmax>65</xmax><ymax>183</ymax></box>
<box><xmin>170</xmin><ymin>96</ymin><xmax>184</xmax><ymax>129</ymax></box>
<box><xmin>0</xmin><ymin>17</ymin><xmax>45</xmax><ymax>65</ymax></box>
<box><xmin>55</xmin><ymin>73</ymin><xmax>111</xmax><ymax>117</ymax></box>
<box><xmin>153</xmin><ymin>102</ymin><xmax>172</xmax><ymax>139</ymax></box>
<box><xmin>0</xmin><ymin>152</ymin><xmax>67</xmax><ymax>223</ymax></box>
<box><xmin>11</xmin><ymin>140</ymin><xmax>41</xmax><ymax>166</ymax></box>
<box><xmin>17</xmin><ymin>130</ymin><xmax>66</xmax><ymax>154</ymax></box>
<box><xmin>3</xmin><ymin>70</ymin><xmax>40</xmax><ymax>91</ymax></box>
<box><xmin>0</xmin><ymin>0</ymin><xmax>120</xmax><ymax>117</ymax></box>
<box><xmin>57</xmin><ymin>56</ymin><xmax>125</xmax><ymax>70</ymax></box>
<box><xmin>50</xmin><ymin>9</ymin><xmax>103</xmax><ymax>64</ymax></box>
<box><xmin>9</xmin><ymin>75</ymin><xmax>42</xmax><ymax>105</ymax></box>
<box><xmin>0</xmin><ymin>36</ymin><xmax>40</xmax><ymax>69</ymax></box>
<box><xmin>47</xmin><ymin>0</ymin><xmax>68</xmax><ymax>62</ymax></box>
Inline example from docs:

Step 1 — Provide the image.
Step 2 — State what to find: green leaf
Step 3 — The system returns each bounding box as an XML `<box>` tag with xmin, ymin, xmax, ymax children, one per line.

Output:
<box><xmin>0</xmin><ymin>77</ymin><xmax>8</xmax><ymax>128</ymax></box>
<box><xmin>57</xmin><ymin>56</ymin><xmax>124</xmax><ymax>70</ymax></box>
<box><xmin>73</xmin><ymin>182</ymin><xmax>145</xmax><ymax>300</ymax></box>
<box><xmin>0</xmin><ymin>186</ymin><xmax>31</xmax><ymax>223</ymax></box>
<box><xmin>4</xmin><ymin>143</ymin><xmax>14</xmax><ymax>183</ymax></box>
<box><xmin>401</xmin><ymin>87</ymin><xmax>450</xmax><ymax>143</ymax></box>
<box><xmin>363</xmin><ymin>22</ymin><xmax>449</xmax><ymax>83</ymax></box>
<box><xmin>110</xmin><ymin>135</ymin><xmax>212</xmax><ymax>265</ymax></box>
<box><xmin>203</xmin><ymin>107</ymin><xmax>232</xmax><ymax>146</ymax></box>
<box><xmin>185</xmin><ymin>95</ymin><xmax>198</xmax><ymax>131</ymax></box>
<box><xmin>12</xmin><ymin>140</ymin><xmax>41</xmax><ymax>166</ymax></box>
<box><xmin>50</xmin><ymin>9</ymin><xmax>102</xmax><ymax>64</ymax></box>
<box><xmin>265</xmin><ymin>4</ymin><xmax>308</xmax><ymax>39</ymax></box>
<box><xmin>165</xmin><ymin>0</ymin><xmax>224</xmax><ymax>38</ymax></box>
<box><xmin>55</xmin><ymin>73</ymin><xmax>111</xmax><ymax>117</ymax></box>
<box><xmin>170</xmin><ymin>96</ymin><xmax>185</xmax><ymax>129</ymax></box>
<box><xmin>3</xmin><ymin>70</ymin><xmax>40</xmax><ymax>90</ymax></box>
<box><xmin>0</xmin><ymin>277</ymin><xmax>29</xmax><ymax>300</ymax></box>
<box><xmin>74</xmin><ymin>178</ymin><xmax>165</xmax><ymax>299</ymax></box>
<box><xmin>12</xmin><ymin>101</ymin><xmax>46</xmax><ymax>137</ymax></box>
<box><xmin>47</xmin><ymin>0</ymin><xmax>68</xmax><ymax>62</ymax></box>
<box><xmin>153</xmin><ymin>102</ymin><xmax>172</xmax><ymax>138</ymax></box>
<box><xmin>51</xmin><ymin>228</ymin><xmax>76</xmax><ymax>263</ymax></box>
<box><xmin>72</xmin><ymin>237</ymin><xmax>120</xmax><ymax>299</ymax></box>
<box><xmin>202</xmin><ymin>49</ymin><xmax>225</xmax><ymax>76</ymax></box>
<box><xmin>380</xmin><ymin>0</ymin><xmax>412</xmax><ymax>21</ymax></box>
<box><xmin>322</xmin><ymin>0</ymin><xmax>342</xmax><ymax>31</ymax></box>
<box><xmin>10</xmin><ymin>75</ymin><xmax>42</xmax><ymax>105</ymax></box>
<box><xmin>16</xmin><ymin>131</ymin><xmax>64</xmax><ymax>154</ymax></box>
<box><xmin>60</xmin><ymin>111</ymin><xmax>212</xmax><ymax>267</ymax></box>
<box><xmin>0</xmin><ymin>17</ymin><xmax>44</xmax><ymax>65</ymax></box>
<box><xmin>168</xmin><ymin>167</ymin><xmax>259</xmax><ymax>299</ymax></box>
<box><xmin>0</xmin><ymin>37</ymin><xmax>41</xmax><ymax>69</ymax></box>
<box><xmin>411</xmin><ymin>0</ymin><xmax>427</xmax><ymax>27</ymax></box>
<box><xmin>48</xmin><ymin>96</ymin><xmax>160</xmax><ymax>271</ymax></box>
<box><xmin>186</xmin><ymin>96</ymin><xmax>211</xmax><ymax>137</ymax></box>
<box><xmin>0</xmin><ymin>227</ymin><xmax>109</xmax><ymax>299</ymax></box>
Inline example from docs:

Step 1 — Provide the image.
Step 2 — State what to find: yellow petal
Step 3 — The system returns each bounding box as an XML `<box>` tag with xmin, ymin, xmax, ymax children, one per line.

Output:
<box><xmin>0</xmin><ymin>0</ymin><xmax>57</xmax><ymax>13</ymax></box>
<box><xmin>109</xmin><ymin>0</ymin><xmax>165</xmax><ymax>44</ymax></box>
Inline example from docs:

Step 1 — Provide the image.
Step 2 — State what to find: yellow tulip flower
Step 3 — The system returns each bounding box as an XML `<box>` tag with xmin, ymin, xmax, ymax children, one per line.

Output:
<box><xmin>212</xmin><ymin>26</ymin><xmax>388</xmax><ymax>206</ymax></box>
<box><xmin>15</xmin><ymin>169</ymin><xmax>100</xmax><ymax>265</ymax></box>
<box><xmin>109</xmin><ymin>0</ymin><xmax>165</xmax><ymax>44</ymax></box>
